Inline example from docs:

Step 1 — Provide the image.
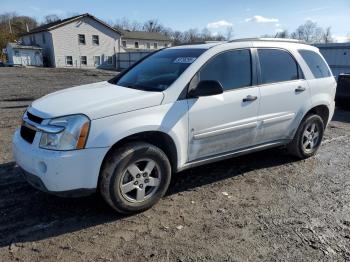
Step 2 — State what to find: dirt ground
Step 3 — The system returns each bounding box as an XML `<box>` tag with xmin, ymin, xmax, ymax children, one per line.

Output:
<box><xmin>1</xmin><ymin>67</ymin><xmax>350</xmax><ymax>262</ymax></box>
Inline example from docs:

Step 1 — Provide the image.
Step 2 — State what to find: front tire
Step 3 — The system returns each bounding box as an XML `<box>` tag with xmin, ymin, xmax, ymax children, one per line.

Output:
<box><xmin>287</xmin><ymin>114</ymin><xmax>325</xmax><ymax>159</ymax></box>
<box><xmin>99</xmin><ymin>142</ymin><xmax>171</xmax><ymax>214</ymax></box>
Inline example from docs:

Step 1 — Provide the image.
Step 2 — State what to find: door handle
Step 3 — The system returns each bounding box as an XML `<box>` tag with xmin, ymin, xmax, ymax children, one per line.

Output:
<box><xmin>295</xmin><ymin>86</ymin><xmax>306</xmax><ymax>92</ymax></box>
<box><xmin>243</xmin><ymin>95</ymin><xmax>258</xmax><ymax>102</ymax></box>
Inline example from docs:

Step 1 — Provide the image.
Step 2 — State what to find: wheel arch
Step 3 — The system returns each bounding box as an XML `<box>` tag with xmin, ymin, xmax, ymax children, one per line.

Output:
<box><xmin>99</xmin><ymin>131</ymin><xmax>179</xmax><ymax>181</ymax></box>
<box><xmin>306</xmin><ymin>104</ymin><xmax>330</xmax><ymax>128</ymax></box>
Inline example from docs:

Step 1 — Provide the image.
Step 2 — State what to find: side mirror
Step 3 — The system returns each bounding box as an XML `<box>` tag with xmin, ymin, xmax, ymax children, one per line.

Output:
<box><xmin>189</xmin><ymin>80</ymin><xmax>223</xmax><ymax>98</ymax></box>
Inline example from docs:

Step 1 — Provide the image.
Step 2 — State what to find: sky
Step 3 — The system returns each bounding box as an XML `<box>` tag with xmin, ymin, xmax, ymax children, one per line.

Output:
<box><xmin>2</xmin><ymin>0</ymin><xmax>350</xmax><ymax>42</ymax></box>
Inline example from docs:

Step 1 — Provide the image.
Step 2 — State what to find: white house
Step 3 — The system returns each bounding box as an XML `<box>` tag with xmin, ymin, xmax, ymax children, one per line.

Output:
<box><xmin>6</xmin><ymin>43</ymin><xmax>43</xmax><ymax>67</ymax></box>
<box><xmin>120</xmin><ymin>30</ymin><xmax>172</xmax><ymax>52</ymax></box>
<box><xmin>18</xmin><ymin>13</ymin><xmax>173</xmax><ymax>69</ymax></box>
<box><xmin>20</xmin><ymin>13</ymin><xmax>122</xmax><ymax>69</ymax></box>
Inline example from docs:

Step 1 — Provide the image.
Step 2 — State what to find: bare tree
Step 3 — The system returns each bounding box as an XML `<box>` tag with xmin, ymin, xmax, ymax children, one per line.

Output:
<box><xmin>225</xmin><ymin>26</ymin><xmax>234</xmax><ymax>40</ymax></box>
<box><xmin>171</xmin><ymin>30</ymin><xmax>184</xmax><ymax>45</ymax></box>
<box><xmin>143</xmin><ymin>19</ymin><xmax>164</xmax><ymax>32</ymax></box>
<box><xmin>275</xmin><ymin>30</ymin><xmax>289</xmax><ymax>38</ymax></box>
<box><xmin>114</xmin><ymin>17</ymin><xmax>142</xmax><ymax>31</ymax></box>
<box><xmin>322</xmin><ymin>27</ymin><xmax>333</xmax><ymax>43</ymax></box>
<box><xmin>0</xmin><ymin>12</ymin><xmax>37</xmax><ymax>35</ymax></box>
<box><xmin>43</xmin><ymin>14</ymin><xmax>60</xmax><ymax>24</ymax></box>
<box><xmin>184</xmin><ymin>28</ymin><xmax>201</xmax><ymax>43</ymax></box>
<box><xmin>201</xmin><ymin>28</ymin><xmax>212</xmax><ymax>40</ymax></box>
<box><xmin>291</xmin><ymin>20</ymin><xmax>326</xmax><ymax>43</ymax></box>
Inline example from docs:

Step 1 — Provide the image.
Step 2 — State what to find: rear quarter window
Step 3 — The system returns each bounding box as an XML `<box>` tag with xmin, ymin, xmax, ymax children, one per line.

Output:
<box><xmin>298</xmin><ymin>49</ymin><xmax>332</xmax><ymax>79</ymax></box>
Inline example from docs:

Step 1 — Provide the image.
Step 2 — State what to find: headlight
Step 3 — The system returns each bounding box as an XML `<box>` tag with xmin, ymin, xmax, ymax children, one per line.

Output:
<box><xmin>40</xmin><ymin>114</ymin><xmax>90</xmax><ymax>150</ymax></box>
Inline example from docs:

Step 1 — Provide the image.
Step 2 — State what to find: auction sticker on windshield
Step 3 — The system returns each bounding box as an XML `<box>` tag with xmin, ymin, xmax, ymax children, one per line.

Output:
<box><xmin>173</xmin><ymin>57</ymin><xmax>197</xmax><ymax>63</ymax></box>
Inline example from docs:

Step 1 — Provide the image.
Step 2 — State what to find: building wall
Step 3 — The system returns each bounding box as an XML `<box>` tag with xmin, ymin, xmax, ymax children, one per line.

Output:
<box><xmin>6</xmin><ymin>45</ymin><xmax>15</xmax><ymax>64</ymax></box>
<box><xmin>6</xmin><ymin>45</ymin><xmax>43</xmax><ymax>66</ymax></box>
<box><xmin>120</xmin><ymin>39</ymin><xmax>171</xmax><ymax>52</ymax></box>
<box><xmin>316</xmin><ymin>43</ymin><xmax>350</xmax><ymax>78</ymax></box>
<box><xmin>21</xmin><ymin>32</ymin><xmax>55</xmax><ymax>67</ymax></box>
<box><xmin>50</xmin><ymin>17</ymin><xmax>121</xmax><ymax>69</ymax></box>
<box><xmin>116</xmin><ymin>51</ymin><xmax>152</xmax><ymax>70</ymax></box>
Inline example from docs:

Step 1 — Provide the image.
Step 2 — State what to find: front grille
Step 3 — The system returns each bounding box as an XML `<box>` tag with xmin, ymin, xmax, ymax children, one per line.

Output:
<box><xmin>27</xmin><ymin>111</ymin><xmax>43</xmax><ymax>124</ymax></box>
<box><xmin>20</xmin><ymin>125</ymin><xmax>36</xmax><ymax>144</ymax></box>
<box><xmin>20</xmin><ymin>111</ymin><xmax>43</xmax><ymax>144</ymax></box>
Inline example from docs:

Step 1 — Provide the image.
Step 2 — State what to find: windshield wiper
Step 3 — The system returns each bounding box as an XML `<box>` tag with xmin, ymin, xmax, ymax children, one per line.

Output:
<box><xmin>124</xmin><ymin>84</ymin><xmax>162</xmax><ymax>92</ymax></box>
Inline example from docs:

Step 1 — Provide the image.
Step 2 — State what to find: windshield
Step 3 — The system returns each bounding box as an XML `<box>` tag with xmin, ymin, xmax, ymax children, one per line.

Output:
<box><xmin>114</xmin><ymin>48</ymin><xmax>206</xmax><ymax>91</ymax></box>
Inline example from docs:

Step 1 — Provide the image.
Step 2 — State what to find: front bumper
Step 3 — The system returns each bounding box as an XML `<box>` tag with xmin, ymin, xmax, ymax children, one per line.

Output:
<box><xmin>13</xmin><ymin>129</ymin><xmax>109</xmax><ymax>195</ymax></box>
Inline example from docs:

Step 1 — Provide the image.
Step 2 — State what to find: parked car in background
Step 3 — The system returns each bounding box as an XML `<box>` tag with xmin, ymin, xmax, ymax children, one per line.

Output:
<box><xmin>13</xmin><ymin>38</ymin><xmax>336</xmax><ymax>214</ymax></box>
<box><xmin>336</xmin><ymin>73</ymin><xmax>350</xmax><ymax>107</ymax></box>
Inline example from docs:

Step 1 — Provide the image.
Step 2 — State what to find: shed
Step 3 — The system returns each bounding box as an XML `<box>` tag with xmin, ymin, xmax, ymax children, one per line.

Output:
<box><xmin>6</xmin><ymin>43</ymin><xmax>43</xmax><ymax>67</ymax></box>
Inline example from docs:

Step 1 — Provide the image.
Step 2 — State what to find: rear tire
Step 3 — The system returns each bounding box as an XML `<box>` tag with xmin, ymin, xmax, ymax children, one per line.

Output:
<box><xmin>99</xmin><ymin>142</ymin><xmax>171</xmax><ymax>214</ymax></box>
<box><xmin>287</xmin><ymin>114</ymin><xmax>324</xmax><ymax>159</ymax></box>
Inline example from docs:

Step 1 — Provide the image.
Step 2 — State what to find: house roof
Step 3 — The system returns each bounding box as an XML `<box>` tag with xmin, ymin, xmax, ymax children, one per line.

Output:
<box><xmin>22</xmin><ymin>13</ymin><xmax>122</xmax><ymax>36</ymax></box>
<box><xmin>7</xmin><ymin>42</ymin><xmax>42</xmax><ymax>50</ymax></box>
<box><xmin>314</xmin><ymin>42</ymin><xmax>350</xmax><ymax>49</ymax></box>
<box><xmin>121</xmin><ymin>30</ymin><xmax>171</xmax><ymax>41</ymax></box>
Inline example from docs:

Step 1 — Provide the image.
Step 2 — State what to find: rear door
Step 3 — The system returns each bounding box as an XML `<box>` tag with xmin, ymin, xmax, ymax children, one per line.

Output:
<box><xmin>255</xmin><ymin>48</ymin><xmax>310</xmax><ymax>144</ymax></box>
<box><xmin>187</xmin><ymin>49</ymin><xmax>260</xmax><ymax>161</ymax></box>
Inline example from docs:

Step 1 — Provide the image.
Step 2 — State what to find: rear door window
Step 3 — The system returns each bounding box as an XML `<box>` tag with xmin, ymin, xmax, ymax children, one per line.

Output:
<box><xmin>298</xmin><ymin>49</ymin><xmax>331</xmax><ymax>78</ymax></box>
<box><xmin>258</xmin><ymin>49</ymin><xmax>301</xmax><ymax>84</ymax></box>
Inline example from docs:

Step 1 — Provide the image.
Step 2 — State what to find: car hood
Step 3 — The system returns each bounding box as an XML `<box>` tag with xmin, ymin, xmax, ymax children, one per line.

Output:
<box><xmin>30</xmin><ymin>81</ymin><xmax>164</xmax><ymax>120</ymax></box>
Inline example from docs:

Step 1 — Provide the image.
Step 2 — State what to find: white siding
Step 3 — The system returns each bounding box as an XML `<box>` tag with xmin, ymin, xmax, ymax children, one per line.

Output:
<box><xmin>51</xmin><ymin>17</ymin><xmax>121</xmax><ymax>68</ymax></box>
<box><xmin>120</xmin><ymin>39</ymin><xmax>172</xmax><ymax>52</ymax></box>
<box><xmin>21</xmin><ymin>32</ymin><xmax>55</xmax><ymax>66</ymax></box>
<box><xmin>5</xmin><ymin>44</ymin><xmax>43</xmax><ymax>66</ymax></box>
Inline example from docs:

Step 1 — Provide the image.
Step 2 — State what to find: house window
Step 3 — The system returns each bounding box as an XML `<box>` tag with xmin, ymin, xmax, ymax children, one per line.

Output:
<box><xmin>107</xmin><ymin>56</ymin><xmax>113</xmax><ymax>65</ymax></box>
<box><xmin>154</xmin><ymin>42</ymin><xmax>158</xmax><ymax>49</ymax></box>
<box><xmin>78</xmin><ymin>34</ymin><xmax>86</xmax><ymax>45</ymax></box>
<box><xmin>14</xmin><ymin>51</ymin><xmax>20</xmax><ymax>56</ymax></box>
<box><xmin>42</xmin><ymin>34</ymin><xmax>46</xmax><ymax>44</ymax></box>
<box><xmin>94</xmin><ymin>56</ymin><xmax>100</xmax><ymax>66</ymax></box>
<box><xmin>66</xmin><ymin>56</ymin><xmax>73</xmax><ymax>66</ymax></box>
<box><xmin>80</xmin><ymin>56</ymin><xmax>87</xmax><ymax>65</ymax></box>
<box><xmin>146</xmin><ymin>42</ymin><xmax>151</xmax><ymax>49</ymax></box>
<box><xmin>92</xmin><ymin>35</ymin><xmax>99</xmax><ymax>45</ymax></box>
<box><xmin>164</xmin><ymin>43</ymin><xmax>168</xmax><ymax>47</ymax></box>
<box><xmin>134</xmin><ymin>42</ymin><xmax>139</xmax><ymax>48</ymax></box>
<box><xmin>122</xmin><ymin>40</ymin><xmax>127</xmax><ymax>48</ymax></box>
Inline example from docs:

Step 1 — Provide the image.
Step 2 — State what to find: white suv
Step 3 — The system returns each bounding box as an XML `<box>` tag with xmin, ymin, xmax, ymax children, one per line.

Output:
<box><xmin>13</xmin><ymin>38</ymin><xmax>336</xmax><ymax>213</ymax></box>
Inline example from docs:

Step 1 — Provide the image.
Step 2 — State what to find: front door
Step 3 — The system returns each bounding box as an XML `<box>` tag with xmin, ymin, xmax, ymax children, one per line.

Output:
<box><xmin>255</xmin><ymin>48</ymin><xmax>311</xmax><ymax>144</ymax></box>
<box><xmin>187</xmin><ymin>49</ymin><xmax>260</xmax><ymax>161</ymax></box>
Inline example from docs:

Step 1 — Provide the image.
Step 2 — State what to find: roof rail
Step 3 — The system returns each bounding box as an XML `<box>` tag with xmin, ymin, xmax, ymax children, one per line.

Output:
<box><xmin>228</xmin><ymin>38</ymin><xmax>304</xmax><ymax>43</ymax></box>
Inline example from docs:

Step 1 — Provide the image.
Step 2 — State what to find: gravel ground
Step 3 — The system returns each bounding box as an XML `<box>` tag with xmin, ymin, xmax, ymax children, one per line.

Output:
<box><xmin>1</xmin><ymin>67</ymin><xmax>350</xmax><ymax>261</ymax></box>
